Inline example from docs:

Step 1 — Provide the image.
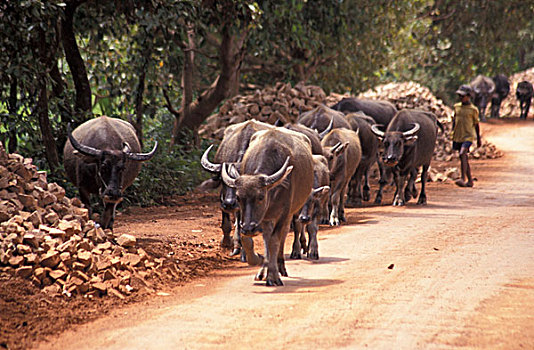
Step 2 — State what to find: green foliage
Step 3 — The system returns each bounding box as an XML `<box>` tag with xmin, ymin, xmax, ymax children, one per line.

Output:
<box><xmin>123</xmin><ymin>114</ymin><xmax>211</xmax><ymax>207</ymax></box>
<box><xmin>1</xmin><ymin>0</ymin><xmax>534</xmax><ymax>208</ymax></box>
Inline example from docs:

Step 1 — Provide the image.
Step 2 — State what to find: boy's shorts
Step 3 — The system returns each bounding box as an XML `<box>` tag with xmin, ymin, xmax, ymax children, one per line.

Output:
<box><xmin>452</xmin><ymin>141</ymin><xmax>472</xmax><ymax>151</ymax></box>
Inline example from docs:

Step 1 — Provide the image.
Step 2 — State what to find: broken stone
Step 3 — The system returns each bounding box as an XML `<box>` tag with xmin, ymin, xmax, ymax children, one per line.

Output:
<box><xmin>15</xmin><ymin>265</ymin><xmax>33</xmax><ymax>278</ymax></box>
<box><xmin>40</xmin><ymin>251</ymin><xmax>60</xmax><ymax>268</ymax></box>
<box><xmin>116</xmin><ymin>234</ymin><xmax>136</xmax><ymax>247</ymax></box>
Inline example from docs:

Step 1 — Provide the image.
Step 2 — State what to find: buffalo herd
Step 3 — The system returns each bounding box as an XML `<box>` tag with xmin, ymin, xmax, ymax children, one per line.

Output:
<box><xmin>201</xmin><ymin>100</ymin><xmax>444</xmax><ymax>286</ymax></box>
<box><xmin>63</xmin><ymin>75</ymin><xmax>532</xmax><ymax>287</ymax></box>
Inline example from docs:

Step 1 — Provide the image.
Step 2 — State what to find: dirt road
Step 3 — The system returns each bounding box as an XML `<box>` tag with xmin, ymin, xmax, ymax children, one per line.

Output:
<box><xmin>36</xmin><ymin>121</ymin><xmax>534</xmax><ymax>349</ymax></box>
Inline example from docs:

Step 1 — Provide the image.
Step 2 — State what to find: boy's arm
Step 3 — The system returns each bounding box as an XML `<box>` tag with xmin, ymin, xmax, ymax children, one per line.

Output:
<box><xmin>475</xmin><ymin>123</ymin><xmax>481</xmax><ymax>148</ymax></box>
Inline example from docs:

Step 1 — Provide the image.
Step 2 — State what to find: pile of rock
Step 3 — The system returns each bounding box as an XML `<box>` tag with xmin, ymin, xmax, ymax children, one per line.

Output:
<box><xmin>199</xmin><ymin>81</ymin><xmax>327</xmax><ymax>139</ymax></box>
<box><xmin>0</xmin><ymin>144</ymin><xmax>160</xmax><ymax>298</ymax></box>
<box><xmin>500</xmin><ymin>67</ymin><xmax>534</xmax><ymax>119</ymax></box>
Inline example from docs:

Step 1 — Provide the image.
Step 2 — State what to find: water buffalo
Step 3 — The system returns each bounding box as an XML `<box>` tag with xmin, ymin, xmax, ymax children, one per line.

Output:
<box><xmin>516</xmin><ymin>81</ymin><xmax>533</xmax><ymax>120</ymax></box>
<box><xmin>200</xmin><ymin>119</ymin><xmax>273</xmax><ymax>264</ymax></box>
<box><xmin>321</xmin><ymin>128</ymin><xmax>361</xmax><ymax>226</ymax></box>
<box><xmin>371</xmin><ymin>110</ymin><xmax>441</xmax><ymax>206</ymax></box>
<box><xmin>282</xmin><ymin>123</ymin><xmax>324</xmax><ymax>155</ymax></box>
<box><xmin>221</xmin><ymin>128</ymin><xmax>314</xmax><ymax>286</ymax></box>
<box><xmin>490</xmin><ymin>74</ymin><xmax>510</xmax><ymax>119</ymax></box>
<box><xmin>470</xmin><ymin>75</ymin><xmax>496</xmax><ymax>121</ymax></box>
<box><xmin>297</xmin><ymin>104</ymin><xmax>351</xmax><ymax>132</ymax></box>
<box><xmin>330</xmin><ymin>97</ymin><xmax>398</xmax><ymax>127</ymax></box>
<box><xmin>291</xmin><ymin>155</ymin><xmax>330</xmax><ymax>260</ymax></box>
<box><xmin>344</xmin><ymin>112</ymin><xmax>380</xmax><ymax>206</ymax></box>
<box><xmin>64</xmin><ymin>116</ymin><xmax>157</xmax><ymax>229</ymax></box>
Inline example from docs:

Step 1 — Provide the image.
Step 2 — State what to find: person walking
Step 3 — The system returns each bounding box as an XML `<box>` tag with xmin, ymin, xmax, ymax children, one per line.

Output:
<box><xmin>452</xmin><ymin>84</ymin><xmax>482</xmax><ymax>187</ymax></box>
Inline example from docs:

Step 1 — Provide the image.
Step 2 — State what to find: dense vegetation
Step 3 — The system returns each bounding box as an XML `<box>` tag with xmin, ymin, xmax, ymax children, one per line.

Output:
<box><xmin>1</xmin><ymin>0</ymin><xmax>533</xmax><ymax>205</ymax></box>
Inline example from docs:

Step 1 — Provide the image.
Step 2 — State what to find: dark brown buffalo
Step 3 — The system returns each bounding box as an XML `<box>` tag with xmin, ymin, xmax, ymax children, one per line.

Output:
<box><xmin>321</xmin><ymin>128</ymin><xmax>361</xmax><ymax>226</ymax></box>
<box><xmin>221</xmin><ymin>128</ymin><xmax>314</xmax><ymax>286</ymax></box>
<box><xmin>491</xmin><ymin>74</ymin><xmax>510</xmax><ymax>119</ymax></box>
<box><xmin>470</xmin><ymin>75</ymin><xmax>496</xmax><ymax>121</ymax></box>
<box><xmin>516</xmin><ymin>81</ymin><xmax>533</xmax><ymax>120</ymax></box>
<box><xmin>200</xmin><ymin>119</ymin><xmax>273</xmax><ymax>264</ymax></box>
<box><xmin>330</xmin><ymin>97</ymin><xmax>398</xmax><ymax>127</ymax></box>
<box><xmin>290</xmin><ymin>154</ymin><xmax>330</xmax><ymax>260</ymax></box>
<box><xmin>297</xmin><ymin>104</ymin><xmax>351</xmax><ymax>133</ymax></box>
<box><xmin>344</xmin><ymin>112</ymin><xmax>380</xmax><ymax>206</ymax></box>
<box><xmin>371</xmin><ymin>109</ymin><xmax>441</xmax><ymax>206</ymax></box>
<box><xmin>64</xmin><ymin>116</ymin><xmax>157</xmax><ymax>229</ymax></box>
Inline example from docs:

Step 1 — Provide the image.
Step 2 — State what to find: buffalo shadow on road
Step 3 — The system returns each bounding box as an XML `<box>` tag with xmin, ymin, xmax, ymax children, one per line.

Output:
<box><xmin>252</xmin><ymin>276</ymin><xmax>344</xmax><ymax>294</ymax></box>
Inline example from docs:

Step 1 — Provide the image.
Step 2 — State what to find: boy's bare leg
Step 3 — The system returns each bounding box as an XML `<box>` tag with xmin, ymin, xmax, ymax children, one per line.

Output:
<box><xmin>456</xmin><ymin>147</ymin><xmax>473</xmax><ymax>187</ymax></box>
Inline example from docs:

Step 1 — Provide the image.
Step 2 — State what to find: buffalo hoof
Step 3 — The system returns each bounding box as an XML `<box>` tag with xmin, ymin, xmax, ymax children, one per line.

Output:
<box><xmin>220</xmin><ymin>235</ymin><xmax>233</xmax><ymax>249</ymax></box>
<box><xmin>329</xmin><ymin>217</ymin><xmax>340</xmax><ymax>226</ymax></box>
<box><xmin>392</xmin><ymin>196</ymin><xmax>405</xmax><ymax>206</ymax></box>
<box><xmin>279</xmin><ymin>265</ymin><xmax>288</xmax><ymax>277</ymax></box>
<box><xmin>230</xmin><ymin>247</ymin><xmax>241</xmax><ymax>257</ymax></box>
<box><xmin>362</xmin><ymin>191</ymin><xmax>370</xmax><ymax>202</ymax></box>
<box><xmin>417</xmin><ymin>195</ymin><xmax>427</xmax><ymax>205</ymax></box>
<box><xmin>240</xmin><ymin>250</ymin><xmax>247</xmax><ymax>263</ymax></box>
<box><xmin>339</xmin><ymin>214</ymin><xmax>347</xmax><ymax>223</ymax></box>
<box><xmin>266</xmin><ymin>276</ymin><xmax>283</xmax><ymax>286</ymax></box>
<box><xmin>307</xmin><ymin>250</ymin><xmax>319</xmax><ymax>260</ymax></box>
<box><xmin>254</xmin><ymin>267</ymin><xmax>266</xmax><ymax>281</ymax></box>
<box><xmin>290</xmin><ymin>250</ymin><xmax>302</xmax><ymax>259</ymax></box>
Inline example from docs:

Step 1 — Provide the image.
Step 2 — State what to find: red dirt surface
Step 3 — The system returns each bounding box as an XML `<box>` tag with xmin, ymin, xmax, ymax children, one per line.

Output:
<box><xmin>2</xmin><ymin>119</ymin><xmax>534</xmax><ymax>350</ymax></box>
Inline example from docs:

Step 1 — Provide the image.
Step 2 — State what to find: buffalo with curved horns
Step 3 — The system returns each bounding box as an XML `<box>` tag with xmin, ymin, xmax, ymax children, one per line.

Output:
<box><xmin>371</xmin><ymin>110</ymin><xmax>441</xmax><ymax>206</ymax></box>
<box><xmin>64</xmin><ymin>116</ymin><xmax>157</xmax><ymax>229</ymax></box>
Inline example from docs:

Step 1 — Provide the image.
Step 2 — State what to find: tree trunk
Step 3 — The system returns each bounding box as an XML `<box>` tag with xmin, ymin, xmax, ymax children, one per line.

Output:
<box><xmin>170</xmin><ymin>25</ymin><xmax>247</xmax><ymax>146</ymax></box>
<box><xmin>36</xmin><ymin>29</ymin><xmax>60</xmax><ymax>171</ymax></box>
<box><xmin>5</xmin><ymin>78</ymin><xmax>18</xmax><ymax>153</ymax></box>
<box><xmin>133</xmin><ymin>64</ymin><xmax>146</xmax><ymax>147</ymax></box>
<box><xmin>61</xmin><ymin>0</ymin><xmax>92</xmax><ymax>118</ymax></box>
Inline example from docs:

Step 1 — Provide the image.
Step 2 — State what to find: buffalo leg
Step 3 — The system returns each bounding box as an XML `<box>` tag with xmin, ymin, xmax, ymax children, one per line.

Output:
<box><xmin>101</xmin><ymin>202</ymin><xmax>118</xmax><ymax>229</ymax></box>
<box><xmin>417</xmin><ymin>164</ymin><xmax>429</xmax><ymax>205</ymax></box>
<box><xmin>393</xmin><ymin>172</ymin><xmax>407</xmax><ymax>206</ymax></box>
<box><xmin>256</xmin><ymin>222</ymin><xmax>285</xmax><ymax>286</ymax></box>
<box><xmin>375</xmin><ymin>160</ymin><xmax>390</xmax><ymax>204</ymax></box>
<box><xmin>523</xmin><ymin>98</ymin><xmax>532</xmax><ymax>119</ymax></box>
<box><xmin>277</xmin><ymin>226</ymin><xmax>289</xmax><ymax>277</ymax></box>
<box><xmin>362</xmin><ymin>171</ymin><xmax>371</xmax><ymax>202</ymax></box>
<box><xmin>329</xmin><ymin>183</ymin><xmax>343</xmax><ymax>226</ymax></box>
<box><xmin>404</xmin><ymin>168</ymin><xmax>418</xmax><ymax>202</ymax></box>
<box><xmin>220</xmin><ymin>211</ymin><xmax>233</xmax><ymax>249</ymax></box>
<box><xmin>290</xmin><ymin>217</ymin><xmax>304</xmax><ymax>259</ymax></box>
<box><xmin>338</xmin><ymin>183</ymin><xmax>348</xmax><ymax>223</ymax></box>
<box><xmin>307</xmin><ymin>218</ymin><xmax>320</xmax><ymax>260</ymax></box>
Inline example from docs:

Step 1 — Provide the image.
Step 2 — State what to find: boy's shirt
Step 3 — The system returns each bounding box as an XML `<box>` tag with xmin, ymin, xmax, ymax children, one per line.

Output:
<box><xmin>452</xmin><ymin>102</ymin><xmax>479</xmax><ymax>142</ymax></box>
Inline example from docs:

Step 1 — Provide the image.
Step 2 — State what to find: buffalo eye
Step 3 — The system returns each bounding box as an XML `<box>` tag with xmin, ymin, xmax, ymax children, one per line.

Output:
<box><xmin>258</xmin><ymin>194</ymin><xmax>265</xmax><ymax>202</ymax></box>
<box><xmin>395</xmin><ymin>141</ymin><xmax>402</xmax><ymax>147</ymax></box>
<box><xmin>384</xmin><ymin>141</ymin><xmax>390</xmax><ymax>147</ymax></box>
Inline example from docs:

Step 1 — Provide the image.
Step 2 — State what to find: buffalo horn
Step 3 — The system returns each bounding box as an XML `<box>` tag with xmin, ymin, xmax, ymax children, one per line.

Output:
<box><xmin>221</xmin><ymin>162</ymin><xmax>237</xmax><ymax>188</ymax></box>
<box><xmin>200</xmin><ymin>145</ymin><xmax>222</xmax><ymax>174</ymax></box>
<box><xmin>370</xmin><ymin>124</ymin><xmax>385</xmax><ymax>138</ymax></box>
<box><xmin>264</xmin><ymin>157</ymin><xmax>292</xmax><ymax>187</ymax></box>
<box><xmin>67</xmin><ymin>123</ymin><xmax>103</xmax><ymax>158</ymax></box>
<box><xmin>330</xmin><ymin>142</ymin><xmax>342</xmax><ymax>153</ymax></box>
<box><xmin>318</xmin><ymin>117</ymin><xmax>334</xmax><ymax>139</ymax></box>
<box><xmin>402</xmin><ymin>123</ymin><xmax>420</xmax><ymax>137</ymax></box>
<box><xmin>126</xmin><ymin>141</ymin><xmax>158</xmax><ymax>161</ymax></box>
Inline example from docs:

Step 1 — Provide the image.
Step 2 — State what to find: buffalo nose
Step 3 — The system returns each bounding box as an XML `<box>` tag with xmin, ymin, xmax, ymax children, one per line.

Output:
<box><xmin>241</xmin><ymin>222</ymin><xmax>260</xmax><ymax>236</ymax></box>
<box><xmin>299</xmin><ymin>214</ymin><xmax>311</xmax><ymax>223</ymax></box>
<box><xmin>221</xmin><ymin>200</ymin><xmax>237</xmax><ymax>211</ymax></box>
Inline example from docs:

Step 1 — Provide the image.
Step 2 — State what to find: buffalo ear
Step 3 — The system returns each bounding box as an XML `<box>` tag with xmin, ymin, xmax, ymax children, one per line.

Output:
<box><xmin>333</xmin><ymin>142</ymin><xmax>349</xmax><ymax>156</ymax></box>
<box><xmin>404</xmin><ymin>135</ymin><xmax>418</xmax><ymax>146</ymax></box>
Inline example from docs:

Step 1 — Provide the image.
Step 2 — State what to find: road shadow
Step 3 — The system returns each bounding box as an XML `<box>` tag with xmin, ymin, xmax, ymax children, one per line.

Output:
<box><xmin>285</xmin><ymin>256</ymin><xmax>350</xmax><ymax>265</ymax></box>
<box><xmin>252</xmin><ymin>276</ymin><xmax>344</xmax><ymax>294</ymax></box>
